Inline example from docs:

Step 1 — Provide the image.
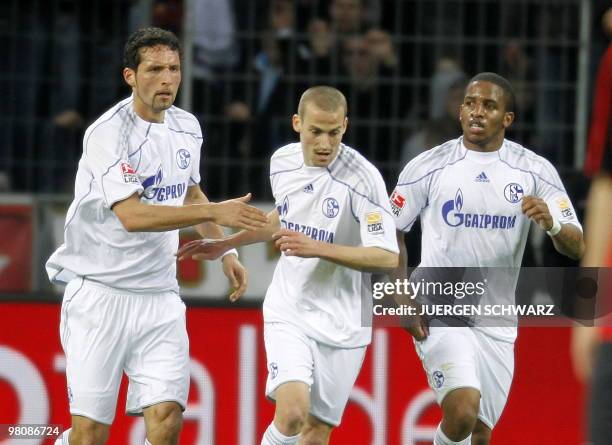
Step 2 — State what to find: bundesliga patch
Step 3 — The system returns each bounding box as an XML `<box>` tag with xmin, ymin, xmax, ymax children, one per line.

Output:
<box><xmin>390</xmin><ymin>190</ymin><xmax>406</xmax><ymax>216</ymax></box>
<box><xmin>556</xmin><ymin>197</ymin><xmax>574</xmax><ymax>218</ymax></box>
<box><xmin>366</xmin><ymin>211</ymin><xmax>384</xmax><ymax>234</ymax></box>
<box><xmin>120</xmin><ymin>162</ymin><xmax>139</xmax><ymax>184</ymax></box>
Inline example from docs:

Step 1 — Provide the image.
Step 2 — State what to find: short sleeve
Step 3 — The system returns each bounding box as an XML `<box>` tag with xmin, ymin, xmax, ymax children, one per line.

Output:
<box><xmin>270</xmin><ymin>159</ymin><xmax>280</xmax><ymax>203</ymax></box>
<box><xmin>391</xmin><ymin>160</ymin><xmax>430</xmax><ymax>232</ymax></box>
<box><xmin>189</xmin><ymin>134</ymin><xmax>203</xmax><ymax>186</ymax></box>
<box><xmin>536</xmin><ymin>159</ymin><xmax>582</xmax><ymax>230</ymax></box>
<box><xmin>83</xmin><ymin>129</ymin><xmax>143</xmax><ymax>208</ymax></box>
<box><xmin>352</xmin><ymin>169</ymin><xmax>399</xmax><ymax>253</ymax></box>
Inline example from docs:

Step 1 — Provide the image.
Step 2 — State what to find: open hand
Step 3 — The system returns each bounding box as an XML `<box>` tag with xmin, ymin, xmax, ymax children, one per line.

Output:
<box><xmin>211</xmin><ymin>193</ymin><xmax>268</xmax><ymax>231</ymax></box>
<box><xmin>177</xmin><ymin>238</ymin><xmax>229</xmax><ymax>261</ymax></box>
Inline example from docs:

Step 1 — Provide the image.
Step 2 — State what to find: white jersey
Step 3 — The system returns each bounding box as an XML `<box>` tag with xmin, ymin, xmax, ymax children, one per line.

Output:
<box><xmin>46</xmin><ymin>97</ymin><xmax>203</xmax><ymax>293</ymax></box>
<box><xmin>392</xmin><ymin>137</ymin><xmax>582</xmax><ymax>342</ymax></box>
<box><xmin>264</xmin><ymin>143</ymin><xmax>399</xmax><ymax>348</ymax></box>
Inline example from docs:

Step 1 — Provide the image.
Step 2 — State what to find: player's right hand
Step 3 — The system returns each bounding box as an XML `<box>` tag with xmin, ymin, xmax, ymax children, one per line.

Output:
<box><xmin>177</xmin><ymin>238</ymin><xmax>229</xmax><ymax>261</ymax></box>
<box><xmin>210</xmin><ymin>193</ymin><xmax>268</xmax><ymax>231</ymax></box>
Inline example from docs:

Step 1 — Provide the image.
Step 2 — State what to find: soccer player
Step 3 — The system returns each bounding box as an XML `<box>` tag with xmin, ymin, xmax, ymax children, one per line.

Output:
<box><xmin>390</xmin><ymin>72</ymin><xmax>585</xmax><ymax>445</ymax></box>
<box><xmin>177</xmin><ymin>86</ymin><xmax>399</xmax><ymax>444</ymax></box>
<box><xmin>46</xmin><ymin>28</ymin><xmax>267</xmax><ymax>445</ymax></box>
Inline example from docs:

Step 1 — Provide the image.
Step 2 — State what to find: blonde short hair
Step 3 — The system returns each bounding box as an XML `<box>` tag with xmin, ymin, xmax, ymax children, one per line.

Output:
<box><xmin>297</xmin><ymin>86</ymin><xmax>348</xmax><ymax>118</ymax></box>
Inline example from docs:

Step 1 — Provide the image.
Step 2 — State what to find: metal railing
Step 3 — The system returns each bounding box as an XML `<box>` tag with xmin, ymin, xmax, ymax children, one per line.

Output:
<box><xmin>2</xmin><ymin>0</ymin><xmax>592</xmax><ymax>199</ymax></box>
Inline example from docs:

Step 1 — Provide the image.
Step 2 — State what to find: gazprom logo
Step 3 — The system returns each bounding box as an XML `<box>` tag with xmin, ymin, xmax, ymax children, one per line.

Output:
<box><xmin>442</xmin><ymin>189</ymin><xmax>465</xmax><ymax>227</ymax></box>
<box><xmin>277</xmin><ymin>196</ymin><xmax>289</xmax><ymax>217</ymax></box>
<box><xmin>142</xmin><ymin>168</ymin><xmax>164</xmax><ymax>199</ymax></box>
<box><xmin>442</xmin><ymin>188</ymin><xmax>517</xmax><ymax>230</ymax></box>
<box><xmin>141</xmin><ymin>167</ymin><xmax>186</xmax><ymax>202</ymax></box>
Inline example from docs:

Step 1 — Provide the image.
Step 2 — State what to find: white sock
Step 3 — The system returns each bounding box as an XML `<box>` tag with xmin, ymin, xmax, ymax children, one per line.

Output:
<box><xmin>144</xmin><ymin>439</ymin><xmax>153</xmax><ymax>445</ymax></box>
<box><xmin>260</xmin><ymin>422</ymin><xmax>300</xmax><ymax>445</ymax></box>
<box><xmin>434</xmin><ymin>423</ymin><xmax>471</xmax><ymax>445</ymax></box>
<box><xmin>54</xmin><ymin>429</ymin><xmax>71</xmax><ymax>445</ymax></box>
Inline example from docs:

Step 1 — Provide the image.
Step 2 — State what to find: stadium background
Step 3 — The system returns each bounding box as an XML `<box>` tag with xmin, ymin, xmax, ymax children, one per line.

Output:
<box><xmin>1</xmin><ymin>0</ymin><xmax>610</xmax><ymax>443</ymax></box>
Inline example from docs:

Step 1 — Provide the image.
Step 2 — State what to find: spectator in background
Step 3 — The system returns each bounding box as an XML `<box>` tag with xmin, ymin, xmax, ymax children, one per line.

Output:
<box><xmin>238</xmin><ymin>0</ymin><xmax>303</xmax><ymax>144</ymax></box>
<box><xmin>191</xmin><ymin>0</ymin><xmax>242</xmax><ymax>114</ymax></box>
<box><xmin>151</xmin><ymin>0</ymin><xmax>182</xmax><ymax>35</ymax></box>
<box><xmin>340</xmin><ymin>31</ymin><xmax>399</xmax><ymax>166</ymax></box>
<box><xmin>428</xmin><ymin>58</ymin><xmax>465</xmax><ymax>121</ymax></box>
<box><xmin>401</xmin><ymin>76</ymin><xmax>466</xmax><ymax>166</ymax></box>
<box><xmin>534</xmin><ymin>3</ymin><xmax>579</xmax><ymax>164</ymax></box>
<box><xmin>307</xmin><ymin>0</ymin><xmax>370</xmax><ymax>77</ymax></box>
<box><xmin>189</xmin><ymin>0</ymin><xmax>263</xmax><ymax>198</ymax></box>
<box><xmin>498</xmin><ymin>39</ymin><xmax>535</xmax><ymax>146</ymax></box>
<box><xmin>3</xmin><ymin>0</ymin><xmax>50</xmax><ymax>192</ymax></box>
<box><xmin>499</xmin><ymin>40</ymin><xmax>531</xmax><ymax>111</ymax></box>
<box><xmin>44</xmin><ymin>0</ymin><xmax>84</xmax><ymax>191</ymax></box>
<box><xmin>209</xmin><ymin>0</ymin><xmax>303</xmax><ymax>197</ymax></box>
<box><xmin>329</xmin><ymin>0</ymin><xmax>367</xmax><ymax>37</ymax></box>
<box><xmin>4</xmin><ymin>0</ymin><xmax>130</xmax><ymax>192</ymax></box>
<box><xmin>270</xmin><ymin>0</ymin><xmax>296</xmax><ymax>38</ymax></box>
<box><xmin>365</xmin><ymin>27</ymin><xmax>398</xmax><ymax>70</ymax></box>
<box><xmin>250</xmin><ymin>29</ymin><xmax>302</xmax><ymax>152</ymax></box>
<box><xmin>192</xmin><ymin>0</ymin><xmax>239</xmax><ymax>80</ymax></box>
<box><xmin>297</xmin><ymin>18</ymin><xmax>336</xmax><ymax>76</ymax></box>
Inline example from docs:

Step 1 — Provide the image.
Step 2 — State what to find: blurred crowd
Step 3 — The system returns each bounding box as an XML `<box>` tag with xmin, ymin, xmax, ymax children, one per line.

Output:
<box><xmin>2</xmin><ymin>0</ymin><xmax>610</xmax><ymax>205</ymax></box>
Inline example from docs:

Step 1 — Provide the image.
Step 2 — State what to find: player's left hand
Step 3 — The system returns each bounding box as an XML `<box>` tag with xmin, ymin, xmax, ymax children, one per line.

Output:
<box><xmin>521</xmin><ymin>195</ymin><xmax>553</xmax><ymax>231</ymax></box>
<box><xmin>273</xmin><ymin>229</ymin><xmax>319</xmax><ymax>258</ymax></box>
<box><xmin>177</xmin><ymin>238</ymin><xmax>230</xmax><ymax>261</ymax></box>
<box><xmin>221</xmin><ymin>254</ymin><xmax>248</xmax><ymax>302</ymax></box>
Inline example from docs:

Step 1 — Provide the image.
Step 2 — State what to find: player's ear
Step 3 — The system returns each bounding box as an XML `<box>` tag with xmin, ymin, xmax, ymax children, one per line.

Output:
<box><xmin>123</xmin><ymin>67</ymin><xmax>136</xmax><ymax>88</ymax></box>
<box><xmin>342</xmin><ymin>116</ymin><xmax>348</xmax><ymax>134</ymax></box>
<box><xmin>292</xmin><ymin>114</ymin><xmax>301</xmax><ymax>133</ymax></box>
<box><xmin>502</xmin><ymin>111</ymin><xmax>515</xmax><ymax>129</ymax></box>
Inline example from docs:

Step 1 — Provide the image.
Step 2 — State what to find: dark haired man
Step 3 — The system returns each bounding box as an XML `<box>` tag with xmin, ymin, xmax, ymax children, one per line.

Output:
<box><xmin>48</xmin><ymin>27</ymin><xmax>268</xmax><ymax>445</ymax></box>
<box><xmin>390</xmin><ymin>72</ymin><xmax>584</xmax><ymax>445</ymax></box>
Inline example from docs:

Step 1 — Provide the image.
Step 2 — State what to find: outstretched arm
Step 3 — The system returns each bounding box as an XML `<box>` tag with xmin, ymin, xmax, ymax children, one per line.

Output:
<box><xmin>112</xmin><ymin>191</ymin><xmax>268</xmax><ymax>233</ymax></box>
<box><xmin>177</xmin><ymin>209</ymin><xmax>281</xmax><ymax>261</ymax></box>
<box><xmin>183</xmin><ymin>185</ymin><xmax>227</xmax><ymax>239</ymax></box>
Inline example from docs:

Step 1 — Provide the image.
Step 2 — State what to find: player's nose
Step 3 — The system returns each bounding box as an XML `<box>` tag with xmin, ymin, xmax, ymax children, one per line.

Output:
<box><xmin>323</xmin><ymin>135</ymin><xmax>335</xmax><ymax>148</ymax></box>
<box><xmin>160</xmin><ymin>68</ymin><xmax>175</xmax><ymax>84</ymax></box>
<box><xmin>471</xmin><ymin>103</ymin><xmax>485</xmax><ymax>117</ymax></box>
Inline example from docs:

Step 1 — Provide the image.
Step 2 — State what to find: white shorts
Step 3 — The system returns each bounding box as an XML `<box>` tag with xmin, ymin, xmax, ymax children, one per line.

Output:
<box><xmin>414</xmin><ymin>327</ymin><xmax>514</xmax><ymax>429</ymax></box>
<box><xmin>59</xmin><ymin>278</ymin><xmax>190</xmax><ymax>425</ymax></box>
<box><xmin>264</xmin><ymin>322</ymin><xmax>366</xmax><ymax>426</ymax></box>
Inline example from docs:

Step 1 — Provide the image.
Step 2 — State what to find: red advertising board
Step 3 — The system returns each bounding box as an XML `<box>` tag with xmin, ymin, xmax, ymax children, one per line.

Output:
<box><xmin>0</xmin><ymin>303</ymin><xmax>585</xmax><ymax>444</ymax></box>
<box><xmin>0</xmin><ymin>205</ymin><xmax>32</xmax><ymax>292</ymax></box>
